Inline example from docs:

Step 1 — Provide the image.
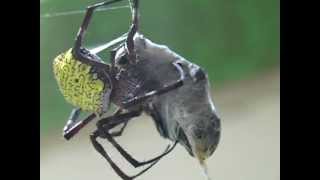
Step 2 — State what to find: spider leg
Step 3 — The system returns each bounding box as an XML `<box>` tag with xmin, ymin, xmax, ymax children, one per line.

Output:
<box><xmin>72</xmin><ymin>0</ymin><xmax>126</xmax><ymax>68</ymax></box>
<box><xmin>95</xmin><ymin>109</ymin><xmax>142</xmax><ymax>140</ymax></box>
<box><xmin>126</xmin><ymin>0</ymin><xmax>139</xmax><ymax>62</ymax></box>
<box><xmin>90</xmin><ymin>131</ymin><xmax>162</xmax><ymax>180</ymax></box>
<box><xmin>104</xmin><ymin>131</ymin><xmax>177</xmax><ymax>168</ymax></box>
<box><xmin>63</xmin><ymin>108</ymin><xmax>122</xmax><ymax>140</ymax></box>
<box><xmin>122</xmin><ymin>62</ymin><xmax>185</xmax><ymax>108</ymax></box>
<box><xmin>103</xmin><ymin>108</ymin><xmax>130</xmax><ymax>137</ymax></box>
<box><xmin>63</xmin><ymin>112</ymin><xmax>97</xmax><ymax>140</ymax></box>
<box><xmin>63</xmin><ymin>108</ymin><xmax>82</xmax><ymax>133</ymax></box>
<box><xmin>92</xmin><ymin>110</ymin><xmax>178</xmax><ymax>179</ymax></box>
<box><xmin>89</xmin><ymin>32</ymin><xmax>128</xmax><ymax>54</ymax></box>
<box><xmin>110</xmin><ymin>121</ymin><xmax>128</xmax><ymax>137</ymax></box>
<box><xmin>96</xmin><ymin>110</ymin><xmax>177</xmax><ymax>167</ymax></box>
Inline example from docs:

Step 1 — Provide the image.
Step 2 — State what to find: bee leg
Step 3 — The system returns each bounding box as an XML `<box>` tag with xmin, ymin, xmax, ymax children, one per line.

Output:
<box><xmin>122</xmin><ymin>62</ymin><xmax>185</xmax><ymax>107</ymax></box>
<box><xmin>72</xmin><ymin>0</ymin><xmax>125</xmax><ymax>68</ymax></box>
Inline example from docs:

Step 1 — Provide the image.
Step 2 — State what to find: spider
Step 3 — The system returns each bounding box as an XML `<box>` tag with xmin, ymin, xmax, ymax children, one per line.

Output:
<box><xmin>53</xmin><ymin>0</ymin><xmax>221</xmax><ymax>179</ymax></box>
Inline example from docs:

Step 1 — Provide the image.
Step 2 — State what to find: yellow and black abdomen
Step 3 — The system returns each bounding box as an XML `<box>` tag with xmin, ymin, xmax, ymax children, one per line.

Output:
<box><xmin>53</xmin><ymin>49</ymin><xmax>109</xmax><ymax>114</ymax></box>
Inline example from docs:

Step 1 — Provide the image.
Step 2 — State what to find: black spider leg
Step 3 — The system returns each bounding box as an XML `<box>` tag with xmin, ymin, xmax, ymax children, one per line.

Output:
<box><xmin>89</xmin><ymin>32</ymin><xmax>128</xmax><ymax>54</ymax></box>
<box><xmin>91</xmin><ymin>110</ymin><xmax>178</xmax><ymax>180</ymax></box>
<box><xmin>96</xmin><ymin>110</ymin><xmax>177</xmax><ymax>166</ymax></box>
<box><xmin>63</xmin><ymin>108</ymin><xmax>81</xmax><ymax>133</ymax></box>
<box><xmin>106</xmin><ymin>108</ymin><xmax>129</xmax><ymax>137</ymax></box>
<box><xmin>63</xmin><ymin>112</ymin><xmax>97</xmax><ymax>140</ymax></box>
<box><xmin>110</xmin><ymin>121</ymin><xmax>128</xmax><ymax>137</ymax></box>
<box><xmin>122</xmin><ymin>62</ymin><xmax>185</xmax><ymax>108</ymax></box>
<box><xmin>109</xmin><ymin>110</ymin><xmax>129</xmax><ymax>137</ymax></box>
<box><xmin>72</xmin><ymin>0</ymin><xmax>125</xmax><ymax>69</ymax></box>
<box><xmin>110</xmin><ymin>44</ymin><xmax>124</xmax><ymax>79</ymax></box>
<box><xmin>63</xmin><ymin>107</ymin><xmax>126</xmax><ymax>140</ymax></box>
<box><xmin>125</xmin><ymin>0</ymin><xmax>139</xmax><ymax>63</ymax></box>
<box><xmin>91</xmin><ymin>133</ymin><xmax>175</xmax><ymax>180</ymax></box>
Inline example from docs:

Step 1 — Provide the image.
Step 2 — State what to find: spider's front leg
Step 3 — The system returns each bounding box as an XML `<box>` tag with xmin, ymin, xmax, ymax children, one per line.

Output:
<box><xmin>125</xmin><ymin>0</ymin><xmax>139</xmax><ymax>60</ymax></box>
<box><xmin>90</xmin><ymin>109</ymin><xmax>178</xmax><ymax>180</ymax></box>
<box><xmin>72</xmin><ymin>0</ymin><xmax>126</xmax><ymax>68</ymax></box>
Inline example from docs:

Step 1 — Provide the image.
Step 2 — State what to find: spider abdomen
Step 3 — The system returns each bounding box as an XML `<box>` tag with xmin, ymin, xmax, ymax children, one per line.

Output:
<box><xmin>53</xmin><ymin>49</ymin><xmax>108</xmax><ymax>113</ymax></box>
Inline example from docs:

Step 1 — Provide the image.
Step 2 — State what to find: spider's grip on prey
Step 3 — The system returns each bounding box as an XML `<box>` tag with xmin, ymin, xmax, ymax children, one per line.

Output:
<box><xmin>122</xmin><ymin>62</ymin><xmax>185</xmax><ymax>108</ymax></box>
<box><xmin>53</xmin><ymin>0</ymin><xmax>221</xmax><ymax>179</ymax></box>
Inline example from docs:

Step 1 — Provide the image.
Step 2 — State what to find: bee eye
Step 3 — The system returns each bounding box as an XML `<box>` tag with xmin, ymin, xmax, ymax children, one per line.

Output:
<box><xmin>118</xmin><ymin>56</ymin><xmax>128</xmax><ymax>65</ymax></box>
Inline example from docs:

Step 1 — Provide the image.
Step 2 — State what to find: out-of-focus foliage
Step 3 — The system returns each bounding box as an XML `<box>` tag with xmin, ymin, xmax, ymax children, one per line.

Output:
<box><xmin>40</xmin><ymin>0</ymin><xmax>279</xmax><ymax>134</ymax></box>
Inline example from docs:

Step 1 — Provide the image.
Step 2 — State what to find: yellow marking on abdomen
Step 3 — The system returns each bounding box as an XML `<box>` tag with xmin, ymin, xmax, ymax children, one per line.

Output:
<box><xmin>53</xmin><ymin>49</ymin><xmax>109</xmax><ymax>113</ymax></box>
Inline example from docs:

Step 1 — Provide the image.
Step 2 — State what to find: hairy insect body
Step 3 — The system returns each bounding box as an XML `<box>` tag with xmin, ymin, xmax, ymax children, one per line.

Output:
<box><xmin>53</xmin><ymin>49</ymin><xmax>110</xmax><ymax>114</ymax></box>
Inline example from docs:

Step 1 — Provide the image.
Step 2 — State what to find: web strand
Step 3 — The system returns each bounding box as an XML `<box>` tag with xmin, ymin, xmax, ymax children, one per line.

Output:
<box><xmin>89</xmin><ymin>33</ymin><xmax>128</xmax><ymax>54</ymax></box>
<box><xmin>40</xmin><ymin>5</ymin><xmax>130</xmax><ymax>19</ymax></box>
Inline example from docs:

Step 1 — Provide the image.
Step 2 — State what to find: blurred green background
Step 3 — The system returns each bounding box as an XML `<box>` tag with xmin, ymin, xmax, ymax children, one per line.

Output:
<box><xmin>41</xmin><ymin>0</ymin><xmax>279</xmax><ymax>135</ymax></box>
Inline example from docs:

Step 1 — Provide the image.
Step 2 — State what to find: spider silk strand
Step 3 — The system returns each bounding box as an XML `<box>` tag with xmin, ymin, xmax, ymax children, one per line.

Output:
<box><xmin>40</xmin><ymin>5</ymin><xmax>130</xmax><ymax>19</ymax></box>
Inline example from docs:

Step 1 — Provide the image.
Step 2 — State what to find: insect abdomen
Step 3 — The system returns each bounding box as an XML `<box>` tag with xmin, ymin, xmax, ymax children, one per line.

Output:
<box><xmin>52</xmin><ymin>49</ymin><xmax>108</xmax><ymax>113</ymax></box>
